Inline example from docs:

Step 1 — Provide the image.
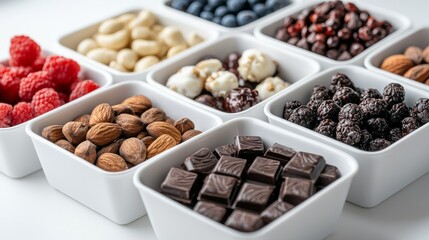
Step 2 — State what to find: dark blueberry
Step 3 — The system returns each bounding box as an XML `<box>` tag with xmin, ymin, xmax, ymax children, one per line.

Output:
<box><xmin>350</xmin><ymin>42</ymin><xmax>364</xmax><ymax>57</ymax></box>
<box><xmin>368</xmin><ymin>138</ymin><xmax>391</xmax><ymax>151</ymax></box>
<box><xmin>265</xmin><ymin>0</ymin><xmax>289</xmax><ymax>11</ymax></box>
<box><xmin>338</xmin><ymin>103</ymin><xmax>363</xmax><ymax>124</ymax></box>
<box><xmin>389</xmin><ymin>103</ymin><xmax>409</xmax><ymax>124</ymax></box>
<box><xmin>200</xmin><ymin>11</ymin><xmax>214</xmax><ymax>21</ymax></box>
<box><xmin>372</xmin><ymin>27</ymin><xmax>387</xmax><ymax>40</ymax></box>
<box><xmin>330</xmin><ymin>72</ymin><xmax>355</xmax><ymax>92</ymax></box>
<box><xmin>332</xmin><ymin>87</ymin><xmax>360</xmax><ymax>107</ymax></box>
<box><xmin>288</xmin><ymin>106</ymin><xmax>317</xmax><ymax>129</ymax></box>
<box><xmin>359</xmin><ymin>98</ymin><xmax>388</xmax><ymax>119</ymax></box>
<box><xmin>388</xmin><ymin>128</ymin><xmax>402</xmax><ymax>143</ymax></box>
<box><xmin>383</xmin><ymin>83</ymin><xmax>405</xmax><ymax>108</ymax></box>
<box><xmin>221</xmin><ymin>14</ymin><xmax>238</xmax><ymax>27</ymax></box>
<box><xmin>253</xmin><ymin>3</ymin><xmax>270</xmax><ymax>17</ymax></box>
<box><xmin>223</xmin><ymin>88</ymin><xmax>260</xmax><ymax>113</ymax></box>
<box><xmin>203</xmin><ymin>4</ymin><xmax>216</xmax><ymax>12</ymax></box>
<box><xmin>213</xmin><ymin>16</ymin><xmax>222</xmax><ymax>24</ymax></box>
<box><xmin>171</xmin><ymin>0</ymin><xmax>191</xmax><ymax>11</ymax></box>
<box><xmin>413</xmin><ymin>98</ymin><xmax>429</xmax><ymax>124</ymax></box>
<box><xmin>337</xmin><ymin>51</ymin><xmax>352</xmax><ymax>61</ymax></box>
<box><xmin>214</xmin><ymin>5</ymin><xmax>229</xmax><ymax>17</ymax></box>
<box><xmin>275</xmin><ymin>27</ymin><xmax>290</xmax><ymax>42</ymax></box>
<box><xmin>307</xmin><ymin>98</ymin><xmax>324</xmax><ymax>113</ymax></box>
<box><xmin>336</xmin><ymin>119</ymin><xmax>362</xmax><ymax>146</ymax></box>
<box><xmin>337</xmin><ymin>28</ymin><xmax>351</xmax><ymax>40</ymax></box>
<box><xmin>359</xmin><ymin>11</ymin><xmax>369</xmax><ymax>22</ymax></box>
<box><xmin>208</xmin><ymin>0</ymin><xmax>226</xmax><ymax>8</ymax></box>
<box><xmin>226</xmin><ymin>0</ymin><xmax>246</xmax><ymax>13</ymax></box>
<box><xmin>283</xmin><ymin>100</ymin><xmax>302</xmax><ymax>120</ymax></box>
<box><xmin>194</xmin><ymin>0</ymin><xmax>207</xmax><ymax>3</ymax></box>
<box><xmin>195</xmin><ymin>94</ymin><xmax>217</xmax><ymax>108</ymax></box>
<box><xmin>358</xmin><ymin>129</ymin><xmax>372</xmax><ymax>150</ymax></box>
<box><xmin>402</xmin><ymin>117</ymin><xmax>421</xmax><ymax>136</ymax></box>
<box><xmin>326</xmin><ymin>36</ymin><xmax>340</xmax><ymax>48</ymax></box>
<box><xmin>360</xmin><ymin>88</ymin><xmax>382</xmax><ymax>101</ymax></box>
<box><xmin>366</xmin><ymin>118</ymin><xmax>389</xmax><ymax>138</ymax></box>
<box><xmin>382</xmin><ymin>21</ymin><xmax>394</xmax><ymax>33</ymax></box>
<box><xmin>248</xmin><ymin>0</ymin><xmax>264</xmax><ymax>7</ymax></box>
<box><xmin>187</xmin><ymin>1</ymin><xmax>204</xmax><ymax>16</ymax></box>
<box><xmin>314</xmin><ymin>119</ymin><xmax>337</xmax><ymax>138</ymax></box>
<box><xmin>237</xmin><ymin>10</ymin><xmax>258</xmax><ymax>26</ymax></box>
<box><xmin>317</xmin><ymin>100</ymin><xmax>341</xmax><ymax>121</ymax></box>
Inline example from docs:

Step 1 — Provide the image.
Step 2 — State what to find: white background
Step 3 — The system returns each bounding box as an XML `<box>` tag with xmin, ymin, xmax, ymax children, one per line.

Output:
<box><xmin>1</xmin><ymin>0</ymin><xmax>429</xmax><ymax>239</ymax></box>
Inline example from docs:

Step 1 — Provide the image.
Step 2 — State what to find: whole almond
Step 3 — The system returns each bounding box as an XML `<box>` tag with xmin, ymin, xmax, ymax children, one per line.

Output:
<box><xmin>403</xmin><ymin>64</ymin><xmax>429</xmax><ymax>82</ymax></box>
<box><xmin>96</xmin><ymin>153</ymin><xmax>128</xmax><ymax>172</ymax></box>
<box><xmin>73</xmin><ymin>114</ymin><xmax>91</xmax><ymax>124</ymax></box>
<box><xmin>380</xmin><ymin>54</ymin><xmax>414</xmax><ymax>75</ymax></box>
<box><xmin>62</xmin><ymin>122</ymin><xmax>89</xmax><ymax>145</ymax></box>
<box><xmin>55</xmin><ymin>139</ymin><xmax>76</xmax><ymax>153</ymax></box>
<box><xmin>423</xmin><ymin>45</ymin><xmax>429</xmax><ymax>63</ymax></box>
<box><xmin>122</xmin><ymin>95</ymin><xmax>152</xmax><ymax>115</ymax></box>
<box><xmin>89</xmin><ymin>103</ymin><xmax>115</xmax><ymax>127</ymax></box>
<box><xmin>75</xmin><ymin>140</ymin><xmax>97</xmax><ymax>164</ymax></box>
<box><xmin>42</xmin><ymin>125</ymin><xmax>65</xmax><ymax>142</ymax></box>
<box><xmin>174</xmin><ymin>118</ymin><xmax>195</xmax><ymax>134</ymax></box>
<box><xmin>404</xmin><ymin>46</ymin><xmax>424</xmax><ymax>65</ymax></box>
<box><xmin>142</xmin><ymin>136</ymin><xmax>155</xmax><ymax>147</ymax></box>
<box><xmin>97</xmin><ymin>138</ymin><xmax>125</xmax><ymax>157</ymax></box>
<box><xmin>87</xmin><ymin>123</ymin><xmax>122</xmax><ymax>146</ymax></box>
<box><xmin>147</xmin><ymin>134</ymin><xmax>177</xmax><ymax>158</ymax></box>
<box><xmin>115</xmin><ymin>113</ymin><xmax>144</xmax><ymax>137</ymax></box>
<box><xmin>181</xmin><ymin>129</ymin><xmax>202</xmax><ymax>142</ymax></box>
<box><xmin>112</xmin><ymin>104</ymin><xmax>134</xmax><ymax>115</ymax></box>
<box><xmin>119</xmin><ymin>138</ymin><xmax>147</xmax><ymax>165</ymax></box>
<box><xmin>136</xmin><ymin>132</ymin><xmax>148</xmax><ymax>140</ymax></box>
<box><xmin>147</xmin><ymin>121</ymin><xmax>181</xmax><ymax>143</ymax></box>
<box><xmin>141</xmin><ymin>108</ymin><xmax>167</xmax><ymax>125</ymax></box>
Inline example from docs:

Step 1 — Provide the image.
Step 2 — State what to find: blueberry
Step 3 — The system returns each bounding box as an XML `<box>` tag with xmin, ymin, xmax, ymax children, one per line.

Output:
<box><xmin>265</xmin><ymin>0</ymin><xmax>290</xmax><ymax>11</ymax></box>
<box><xmin>226</xmin><ymin>0</ymin><xmax>247</xmax><ymax>13</ymax></box>
<box><xmin>248</xmin><ymin>0</ymin><xmax>264</xmax><ymax>7</ymax></box>
<box><xmin>208</xmin><ymin>0</ymin><xmax>226</xmax><ymax>8</ymax></box>
<box><xmin>203</xmin><ymin>4</ymin><xmax>216</xmax><ymax>12</ymax></box>
<box><xmin>170</xmin><ymin>0</ymin><xmax>191</xmax><ymax>11</ymax></box>
<box><xmin>214</xmin><ymin>5</ymin><xmax>229</xmax><ymax>17</ymax></box>
<box><xmin>213</xmin><ymin>16</ymin><xmax>222</xmax><ymax>24</ymax></box>
<box><xmin>221</xmin><ymin>14</ymin><xmax>238</xmax><ymax>27</ymax></box>
<box><xmin>194</xmin><ymin>0</ymin><xmax>207</xmax><ymax>4</ymax></box>
<box><xmin>237</xmin><ymin>10</ymin><xmax>258</xmax><ymax>26</ymax></box>
<box><xmin>253</xmin><ymin>3</ymin><xmax>269</xmax><ymax>17</ymax></box>
<box><xmin>200</xmin><ymin>11</ymin><xmax>214</xmax><ymax>21</ymax></box>
<box><xmin>187</xmin><ymin>1</ymin><xmax>203</xmax><ymax>16</ymax></box>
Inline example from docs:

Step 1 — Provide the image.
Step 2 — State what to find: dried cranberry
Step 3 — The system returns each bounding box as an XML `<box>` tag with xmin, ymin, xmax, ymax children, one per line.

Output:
<box><xmin>327</xmin><ymin>36</ymin><xmax>340</xmax><ymax>48</ymax></box>
<box><xmin>287</xmin><ymin>37</ymin><xmax>299</xmax><ymax>45</ymax></box>
<box><xmin>350</xmin><ymin>42</ymin><xmax>365</xmax><ymax>56</ymax></box>
<box><xmin>337</xmin><ymin>51</ymin><xmax>352</xmax><ymax>61</ymax></box>
<box><xmin>372</xmin><ymin>27</ymin><xmax>387</xmax><ymax>40</ymax></box>
<box><xmin>275</xmin><ymin>28</ymin><xmax>290</xmax><ymax>42</ymax></box>
<box><xmin>338</xmin><ymin>28</ymin><xmax>351</xmax><ymax>40</ymax></box>
<box><xmin>327</xmin><ymin>49</ymin><xmax>340</xmax><ymax>59</ymax></box>
<box><xmin>296</xmin><ymin>38</ymin><xmax>310</xmax><ymax>50</ymax></box>
<box><xmin>283</xmin><ymin>17</ymin><xmax>295</xmax><ymax>27</ymax></box>
<box><xmin>345</xmin><ymin>12</ymin><xmax>362</xmax><ymax>30</ymax></box>
<box><xmin>344</xmin><ymin>2</ymin><xmax>360</xmax><ymax>12</ymax></box>
<box><xmin>287</xmin><ymin>25</ymin><xmax>299</xmax><ymax>37</ymax></box>
<box><xmin>311</xmin><ymin>41</ymin><xmax>327</xmax><ymax>55</ymax></box>
<box><xmin>358</xmin><ymin>26</ymin><xmax>373</xmax><ymax>41</ymax></box>
<box><xmin>359</xmin><ymin>11</ymin><xmax>370</xmax><ymax>22</ymax></box>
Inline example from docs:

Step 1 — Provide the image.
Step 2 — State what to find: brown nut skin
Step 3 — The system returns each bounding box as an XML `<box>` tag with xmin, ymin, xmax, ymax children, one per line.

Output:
<box><xmin>140</xmin><ymin>108</ymin><xmax>167</xmax><ymax>125</ymax></box>
<box><xmin>62</xmin><ymin>122</ymin><xmax>89</xmax><ymax>145</ymax></box>
<box><xmin>86</xmin><ymin>123</ymin><xmax>122</xmax><ymax>146</ymax></box>
<box><xmin>96</xmin><ymin>153</ymin><xmax>128</xmax><ymax>172</ymax></box>
<box><xmin>166</xmin><ymin>117</ymin><xmax>175</xmax><ymax>125</ymax></box>
<box><xmin>147</xmin><ymin>134</ymin><xmax>177</xmax><ymax>159</ymax></box>
<box><xmin>403</xmin><ymin>64</ymin><xmax>429</xmax><ymax>82</ymax></box>
<box><xmin>121</xmin><ymin>95</ymin><xmax>152</xmax><ymax>115</ymax></box>
<box><xmin>380</xmin><ymin>54</ymin><xmax>414</xmax><ymax>75</ymax></box>
<box><xmin>142</xmin><ymin>136</ymin><xmax>155</xmax><ymax>147</ymax></box>
<box><xmin>112</xmin><ymin>104</ymin><xmax>134</xmax><ymax>115</ymax></box>
<box><xmin>42</xmin><ymin>125</ymin><xmax>65</xmax><ymax>142</ymax></box>
<box><xmin>181</xmin><ymin>129</ymin><xmax>202</xmax><ymax>142</ymax></box>
<box><xmin>404</xmin><ymin>46</ymin><xmax>424</xmax><ymax>65</ymax></box>
<box><xmin>55</xmin><ymin>139</ymin><xmax>76</xmax><ymax>153</ymax></box>
<box><xmin>423</xmin><ymin>45</ymin><xmax>429</xmax><ymax>63</ymax></box>
<box><xmin>174</xmin><ymin>118</ymin><xmax>195</xmax><ymax>134</ymax></box>
<box><xmin>75</xmin><ymin>140</ymin><xmax>97</xmax><ymax>164</ymax></box>
<box><xmin>146</xmin><ymin>121</ymin><xmax>181</xmax><ymax>143</ymax></box>
<box><xmin>119</xmin><ymin>138</ymin><xmax>147</xmax><ymax>165</ymax></box>
<box><xmin>136</xmin><ymin>132</ymin><xmax>148</xmax><ymax>140</ymax></box>
<box><xmin>89</xmin><ymin>103</ymin><xmax>115</xmax><ymax>127</ymax></box>
<box><xmin>97</xmin><ymin>138</ymin><xmax>125</xmax><ymax>157</ymax></box>
<box><xmin>73</xmin><ymin>114</ymin><xmax>91</xmax><ymax>124</ymax></box>
<box><xmin>115</xmin><ymin>113</ymin><xmax>144</xmax><ymax>137</ymax></box>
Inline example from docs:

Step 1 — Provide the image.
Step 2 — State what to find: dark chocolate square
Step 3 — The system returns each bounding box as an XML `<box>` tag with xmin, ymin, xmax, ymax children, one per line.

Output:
<box><xmin>264</xmin><ymin>143</ymin><xmax>297</xmax><ymax>165</ymax></box>
<box><xmin>212</xmin><ymin>156</ymin><xmax>247</xmax><ymax>179</ymax></box>
<box><xmin>160</xmin><ymin>167</ymin><xmax>199</xmax><ymax>205</ymax></box>
<box><xmin>234</xmin><ymin>136</ymin><xmax>264</xmax><ymax>162</ymax></box>
<box><xmin>316</xmin><ymin>164</ymin><xmax>341</xmax><ymax>188</ymax></box>
<box><xmin>198</xmin><ymin>173</ymin><xmax>237</xmax><ymax>206</ymax></box>
<box><xmin>213</xmin><ymin>144</ymin><xmax>237</xmax><ymax>159</ymax></box>
<box><xmin>193</xmin><ymin>201</ymin><xmax>227</xmax><ymax>223</ymax></box>
<box><xmin>260</xmin><ymin>200</ymin><xmax>294</xmax><ymax>224</ymax></box>
<box><xmin>247</xmin><ymin>157</ymin><xmax>281</xmax><ymax>185</ymax></box>
<box><xmin>233</xmin><ymin>182</ymin><xmax>273</xmax><ymax>213</ymax></box>
<box><xmin>225</xmin><ymin>210</ymin><xmax>265</xmax><ymax>232</ymax></box>
<box><xmin>279</xmin><ymin>177</ymin><xmax>314</xmax><ymax>205</ymax></box>
<box><xmin>282</xmin><ymin>151</ymin><xmax>326</xmax><ymax>180</ymax></box>
<box><xmin>183</xmin><ymin>148</ymin><xmax>218</xmax><ymax>175</ymax></box>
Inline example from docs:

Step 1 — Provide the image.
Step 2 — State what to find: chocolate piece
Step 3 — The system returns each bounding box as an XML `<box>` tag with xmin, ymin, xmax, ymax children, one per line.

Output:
<box><xmin>213</xmin><ymin>144</ymin><xmax>236</xmax><ymax>159</ymax></box>
<box><xmin>263</xmin><ymin>143</ymin><xmax>296</xmax><ymax>165</ymax></box>
<box><xmin>247</xmin><ymin>157</ymin><xmax>281</xmax><ymax>185</ymax></box>
<box><xmin>279</xmin><ymin>177</ymin><xmax>314</xmax><ymax>205</ymax></box>
<box><xmin>282</xmin><ymin>151</ymin><xmax>326</xmax><ymax>180</ymax></box>
<box><xmin>316</xmin><ymin>164</ymin><xmax>341</xmax><ymax>188</ymax></box>
<box><xmin>193</xmin><ymin>201</ymin><xmax>227</xmax><ymax>223</ymax></box>
<box><xmin>234</xmin><ymin>136</ymin><xmax>264</xmax><ymax>162</ymax></box>
<box><xmin>233</xmin><ymin>182</ymin><xmax>273</xmax><ymax>213</ymax></box>
<box><xmin>260</xmin><ymin>200</ymin><xmax>294</xmax><ymax>224</ymax></box>
<box><xmin>160</xmin><ymin>168</ymin><xmax>199</xmax><ymax>204</ymax></box>
<box><xmin>198</xmin><ymin>173</ymin><xmax>237</xmax><ymax>206</ymax></box>
<box><xmin>225</xmin><ymin>210</ymin><xmax>264</xmax><ymax>232</ymax></box>
<box><xmin>183</xmin><ymin>148</ymin><xmax>218</xmax><ymax>175</ymax></box>
<box><xmin>212</xmin><ymin>156</ymin><xmax>247</xmax><ymax>179</ymax></box>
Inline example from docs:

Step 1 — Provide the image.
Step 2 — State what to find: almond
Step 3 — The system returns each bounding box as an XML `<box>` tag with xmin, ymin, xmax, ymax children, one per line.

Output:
<box><xmin>121</xmin><ymin>95</ymin><xmax>152</xmax><ymax>115</ymax></box>
<box><xmin>42</xmin><ymin>125</ymin><xmax>65</xmax><ymax>142</ymax></box>
<box><xmin>87</xmin><ymin>123</ymin><xmax>122</xmax><ymax>146</ymax></box>
<box><xmin>62</xmin><ymin>122</ymin><xmax>89</xmax><ymax>145</ymax></box>
<box><xmin>147</xmin><ymin>134</ymin><xmax>177</xmax><ymax>158</ymax></box>
<box><xmin>147</xmin><ymin>121</ymin><xmax>181</xmax><ymax>143</ymax></box>
<box><xmin>423</xmin><ymin>45</ymin><xmax>429</xmax><ymax>63</ymax></box>
<box><xmin>403</xmin><ymin>64</ymin><xmax>429</xmax><ymax>82</ymax></box>
<box><xmin>55</xmin><ymin>139</ymin><xmax>76</xmax><ymax>153</ymax></box>
<box><xmin>174</xmin><ymin>118</ymin><xmax>195</xmax><ymax>134</ymax></box>
<box><xmin>404</xmin><ymin>46</ymin><xmax>424</xmax><ymax>65</ymax></box>
<box><xmin>181</xmin><ymin>129</ymin><xmax>202</xmax><ymax>142</ymax></box>
<box><xmin>119</xmin><ymin>138</ymin><xmax>147</xmax><ymax>165</ymax></box>
<box><xmin>97</xmin><ymin>138</ymin><xmax>125</xmax><ymax>157</ymax></box>
<box><xmin>112</xmin><ymin>104</ymin><xmax>134</xmax><ymax>115</ymax></box>
<box><xmin>115</xmin><ymin>113</ymin><xmax>144</xmax><ymax>137</ymax></box>
<box><xmin>89</xmin><ymin>103</ymin><xmax>115</xmax><ymax>126</ymax></box>
<box><xmin>73</xmin><ymin>114</ymin><xmax>91</xmax><ymax>124</ymax></box>
<box><xmin>96</xmin><ymin>153</ymin><xmax>128</xmax><ymax>172</ymax></box>
<box><xmin>141</xmin><ymin>108</ymin><xmax>167</xmax><ymax>125</ymax></box>
<box><xmin>136</xmin><ymin>132</ymin><xmax>148</xmax><ymax>140</ymax></box>
<box><xmin>75</xmin><ymin>140</ymin><xmax>97</xmax><ymax>164</ymax></box>
<box><xmin>380</xmin><ymin>54</ymin><xmax>414</xmax><ymax>75</ymax></box>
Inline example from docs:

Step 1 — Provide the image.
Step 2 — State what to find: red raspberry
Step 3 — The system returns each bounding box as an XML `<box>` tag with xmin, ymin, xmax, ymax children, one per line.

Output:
<box><xmin>70</xmin><ymin>78</ymin><xmax>82</xmax><ymax>93</ymax></box>
<box><xmin>9</xmin><ymin>35</ymin><xmax>41</xmax><ymax>67</ymax></box>
<box><xmin>58</xmin><ymin>92</ymin><xmax>69</xmax><ymax>105</ymax></box>
<box><xmin>31</xmin><ymin>88</ymin><xmax>60</xmax><ymax>117</ymax></box>
<box><xmin>31</xmin><ymin>56</ymin><xmax>46</xmax><ymax>71</ymax></box>
<box><xmin>19</xmin><ymin>71</ymin><xmax>52</xmax><ymax>102</ymax></box>
<box><xmin>11</xmin><ymin>102</ymin><xmax>34</xmax><ymax>126</ymax></box>
<box><xmin>43</xmin><ymin>56</ymin><xmax>80</xmax><ymax>85</ymax></box>
<box><xmin>0</xmin><ymin>103</ymin><xmax>13</xmax><ymax>128</ymax></box>
<box><xmin>0</xmin><ymin>71</ymin><xmax>22</xmax><ymax>104</ymax></box>
<box><xmin>69</xmin><ymin>80</ymin><xmax>100</xmax><ymax>101</ymax></box>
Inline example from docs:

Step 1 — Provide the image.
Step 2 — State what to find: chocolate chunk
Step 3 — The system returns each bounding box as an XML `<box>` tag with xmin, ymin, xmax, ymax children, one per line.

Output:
<box><xmin>282</xmin><ymin>151</ymin><xmax>326</xmax><ymax>180</ymax></box>
<box><xmin>212</xmin><ymin>156</ymin><xmax>247</xmax><ymax>179</ymax></box>
<box><xmin>225</xmin><ymin>210</ymin><xmax>265</xmax><ymax>232</ymax></box>
<box><xmin>198</xmin><ymin>173</ymin><xmax>238</xmax><ymax>206</ymax></box>
<box><xmin>260</xmin><ymin>200</ymin><xmax>295</xmax><ymax>224</ymax></box>
<box><xmin>234</xmin><ymin>136</ymin><xmax>264</xmax><ymax>162</ymax></box>
<box><xmin>233</xmin><ymin>182</ymin><xmax>274</xmax><ymax>213</ymax></box>
<box><xmin>279</xmin><ymin>177</ymin><xmax>314</xmax><ymax>205</ymax></box>
<box><xmin>264</xmin><ymin>143</ymin><xmax>297</xmax><ymax>165</ymax></box>
<box><xmin>247</xmin><ymin>157</ymin><xmax>281</xmax><ymax>185</ymax></box>
<box><xmin>213</xmin><ymin>144</ymin><xmax>237</xmax><ymax>159</ymax></box>
<box><xmin>160</xmin><ymin>168</ymin><xmax>199</xmax><ymax>204</ymax></box>
<box><xmin>193</xmin><ymin>201</ymin><xmax>227</xmax><ymax>223</ymax></box>
<box><xmin>183</xmin><ymin>148</ymin><xmax>218</xmax><ymax>175</ymax></box>
<box><xmin>316</xmin><ymin>164</ymin><xmax>341</xmax><ymax>188</ymax></box>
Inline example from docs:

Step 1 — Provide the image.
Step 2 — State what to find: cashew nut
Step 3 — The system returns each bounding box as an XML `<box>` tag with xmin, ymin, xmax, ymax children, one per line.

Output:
<box><xmin>109</xmin><ymin>61</ymin><xmax>128</xmax><ymax>72</ymax></box>
<box><xmin>131</xmin><ymin>39</ymin><xmax>160</xmax><ymax>56</ymax></box>
<box><xmin>131</xmin><ymin>26</ymin><xmax>151</xmax><ymax>40</ymax></box>
<box><xmin>96</xmin><ymin>29</ymin><xmax>130</xmax><ymax>50</ymax></box>
<box><xmin>151</xmin><ymin>24</ymin><xmax>164</xmax><ymax>39</ymax></box>
<box><xmin>156</xmin><ymin>41</ymin><xmax>169</xmax><ymax>58</ymax></box>
<box><xmin>167</xmin><ymin>44</ymin><xmax>188</xmax><ymax>58</ymax></box>
<box><xmin>116</xmin><ymin>13</ymin><xmax>137</xmax><ymax>25</ymax></box>
<box><xmin>86</xmin><ymin>48</ymin><xmax>117</xmax><ymax>65</ymax></box>
<box><xmin>159</xmin><ymin>26</ymin><xmax>187</xmax><ymax>48</ymax></box>
<box><xmin>128</xmin><ymin>10</ymin><xmax>156</xmax><ymax>28</ymax></box>
<box><xmin>134</xmin><ymin>56</ymin><xmax>159</xmax><ymax>72</ymax></box>
<box><xmin>187</xmin><ymin>32</ymin><xmax>204</xmax><ymax>47</ymax></box>
<box><xmin>77</xmin><ymin>38</ymin><xmax>99</xmax><ymax>55</ymax></box>
<box><xmin>98</xmin><ymin>19</ymin><xmax>124</xmax><ymax>34</ymax></box>
<box><xmin>116</xmin><ymin>49</ymin><xmax>138</xmax><ymax>70</ymax></box>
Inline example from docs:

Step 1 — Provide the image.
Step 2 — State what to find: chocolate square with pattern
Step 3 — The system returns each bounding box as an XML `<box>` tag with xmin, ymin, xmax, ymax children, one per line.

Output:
<box><xmin>279</xmin><ymin>177</ymin><xmax>314</xmax><ymax>205</ymax></box>
<box><xmin>183</xmin><ymin>148</ymin><xmax>218</xmax><ymax>175</ymax></box>
<box><xmin>160</xmin><ymin>168</ymin><xmax>199</xmax><ymax>205</ymax></box>
<box><xmin>193</xmin><ymin>201</ymin><xmax>227</xmax><ymax>223</ymax></box>
<box><xmin>225</xmin><ymin>210</ymin><xmax>264</xmax><ymax>232</ymax></box>
<box><xmin>233</xmin><ymin>182</ymin><xmax>274</xmax><ymax>213</ymax></box>
<box><xmin>212</xmin><ymin>156</ymin><xmax>247</xmax><ymax>179</ymax></box>
<box><xmin>247</xmin><ymin>157</ymin><xmax>281</xmax><ymax>185</ymax></box>
<box><xmin>260</xmin><ymin>200</ymin><xmax>294</xmax><ymax>224</ymax></box>
<box><xmin>213</xmin><ymin>144</ymin><xmax>237</xmax><ymax>159</ymax></box>
<box><xmin>198</xmin><ymin>173</ymin><xmax>238</xmax><ymax>206</ymax></box>
<box><xmin>234</xmin><ymin>136</ymin><xmax>264</xmax><ymax>162</ymax></box>
<box><xmin>264</xmin><ymin>143</ymin><xmax>297</xmax><ymax>165</ymax></box>
<box><xmin>316</xmin><ymin>164</ymin><xmax>341</xmax><ymax>188</ymax></box>
<box><xmin>282</xmin><ymin>151</ymin><xmax>326</xmax><ymax>180</ymax></box>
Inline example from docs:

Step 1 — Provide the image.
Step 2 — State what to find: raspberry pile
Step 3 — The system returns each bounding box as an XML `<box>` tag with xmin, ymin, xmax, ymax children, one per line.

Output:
<box><xmin>0</xmin><ymin>36</ymin><xmax>100</xmax><ymax>128</ymax></box>
<box><xmin>282</xmin><ymin>72</ymin><xmax>429</xmax><ymax>151</ymax></box>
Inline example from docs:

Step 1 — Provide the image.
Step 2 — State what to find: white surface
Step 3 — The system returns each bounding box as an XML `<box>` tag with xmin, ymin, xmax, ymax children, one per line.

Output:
<box><xmin>0</xmin><ymin>0</ymin><xmax>429</xmax><ymax>240</ymax></box>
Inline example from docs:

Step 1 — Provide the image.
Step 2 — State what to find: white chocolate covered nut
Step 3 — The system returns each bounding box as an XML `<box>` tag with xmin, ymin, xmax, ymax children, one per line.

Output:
<box><xmin>255</xmin><ymin>76</ymin><xmax>290</xmax><ymax>100</ymax></box>
<box><xmin>159</xmin><ymin>26</ymin><xmax>187</xmax><ymax>48</ymax></box>
<box><xmin>116</xmin><ymin>13</ymin><xmax>137</xmax><ymax>25</ymax></box>
<box><xmin>131</xmin><ymin>26</ymin><xmax>151</xmax><ymax>40</ymax></box>
<box><xmin>116</xmin><ymin>49</ymin><xmax>138</xmax><ymax>70</ymax></box>
<box><xmin>238</xmin><ymin>49</ymin><xmax>276</xmax><ymax>83</ymax></box>
<box><xmin>187</xmin><ymin>32</ymin><xmax>204</xmax><ymax>47</ymax></box>
<box><xmin>166</xmin><ymin>66</ymin><xmax>203</xmax><ymax>98</ymax></box>
<box><xmin>109</xmin><ymin>61</ymin><xmax>128</xmax><ymax>72</ymax></box>
<box><xmin>205</xmin><ymin>71</ymin><xmax>238</xmax><ymax>98</ymax></box>
<box><xmin>131</xmin><ymin>39</ymin><xmax>161</xmax><ymax>56</ymax></box>
<box><xmin>128</xmin><ymin>10</ymin><xmax>156</xmax><ymax>28</ymax></box>
<box><xmin>134</xmin><ymin>56</ymin><xmax>159</xmax><ymax>72</ymax></box>
<box><xmin>86</xmin><ymin>48</ymin><xmax>117</xmax><ymax>65</ymax></box>
<box><xmin>98</xmin><ymin>19</ymin><xmax>124</xmax><ymax>34</ymax></box>
<box><xmin>167</xmin><ymin>44</ymin><xmax>188</xmax><ymax>58</ymax></box>
<box><xmin>195</xmin><ymin>59</ymin><xmax>223</xmax><ymax>80</ymax></box>
<box><xmin>95</xmin><ymin>29</ymin><xmax>130</xmax><ymax>50</ymax></box>
<box><xmin>77</xmin><ymin>39</ymin><xmax>99</xmax><ymax>55</ymax></box>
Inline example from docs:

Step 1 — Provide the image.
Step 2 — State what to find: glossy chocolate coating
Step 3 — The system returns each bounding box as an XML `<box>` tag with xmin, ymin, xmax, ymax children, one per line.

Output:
<box><xmin>223</xmin><ymin>88</ymin><xmax>260</xmax><ymax>113</ymax></box>
<box><xmin>198</xmin><ymin>173</ymin><xmax>237</xmax><ymax>206</ymax></box>
<box><xmin>234</xmin><ymin>136</ymin><xmax>264</xmax><ymax>162</ymax></box>
<box><xmin>213</xmin><ymin>144</ymin><xmax>237</xmax><ymax>159</ymax></box>
<box><xmin>264</xmin><ymin>143</ymin><xmax>297</xmax><ymax>165</ymax></box>
<box><xmin>282</xmin><ymin>151</ymin><xmax>326</xmax><ymax>180</ymax></box>
<box><xmin>260</xmin><ymin>200</ymin><xmax>295</xmax><ymax>224</ymax></box>
<box><xmin>212</xmin><ymin>156</ymin><xmax>247</xmax><ymax>179</ymax></box>
<box><xmin>160</xmin><ymin>168</ymin><xmax>199</xmax><ymax>204</ymax></box>
<box><xmin>225</xmin><ymin>210</ymin><xmax>264</xmax><ymax>232</ymax></box>
<box><xmin>247</xmin><ymin>157</ymin><xmax>281</xmax><ymax>185</ymax></box>
<box><xmin>183</xmin><ymin>148</ymin><xmax>218</xmax><ymax>175</ymax></box>
<box><xmin>233</xmin><ymin>182</ymin><xmax>274</xmax><ymax>213</ymax></box>
<box><xmin>279</xmin><ymin>177</ymin><xmax>314</xmax><ymax>205</ymax></box>
<box><xmin>193</xmin><ymin>201</ymin><xmax>227</xmax><ymax>223</ymax></box>
<box><xmin>316</xmin><ymin>164</ymin><xmax>341</xmax><ymax>187</ymax></box>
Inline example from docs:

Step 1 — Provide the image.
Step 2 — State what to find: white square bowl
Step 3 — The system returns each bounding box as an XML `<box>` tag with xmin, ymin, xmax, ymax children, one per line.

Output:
<box><xmin>147</xmin><ymin>34</ymin><xmax>321</xmax><ymax>121</ymax></box>
<box><xmin>25</xmin><ymin>81</ymin><xmax>223</xmax><ymax>224</ymax></box>
<box><xmin>265</xmin><ymin>65</ymin><xmax>429</xmax><ymax>208</ymax></box>
<box><xmin>254</xmin><ymin>0</ymin><xmax>411</xmax><ymax>69</ymax></box>
<box><xmin>133</xmin><ymin>117</ymin><xmax>358</xmax><ymax>240</ymax></box>
<box><xmin>57</xmin><ymin>8</ymin><xmax>219</xmax><ymax>83</ymax></box>
<box><xmin>0</xmin><ymin>50</ymin><xmax>112</xmax><ymax>179</ymax></box>
<box><xmin>365</xmin><ymin>26</ymin><xmax>429</xmax><ymax>90</ymax></box>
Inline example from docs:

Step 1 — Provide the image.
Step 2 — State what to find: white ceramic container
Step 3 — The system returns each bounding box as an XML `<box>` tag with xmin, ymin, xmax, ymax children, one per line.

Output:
<box><xmin>25</xmin><ymin>81</ymin><xmax>223</xmax><ymax>224</ymax></box>
<box><xmin>265</xmin><ymin>65</ymin><xmax>429</xmax><ymax>208</ymax></box>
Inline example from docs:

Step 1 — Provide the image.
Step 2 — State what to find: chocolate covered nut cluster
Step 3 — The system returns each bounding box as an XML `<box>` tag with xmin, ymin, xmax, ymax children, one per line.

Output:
<box><xmin>160</xmin><ymin>136</ymin><xmax>341</xmax><ymax>232</ymax></box>
<box><xmin>166</xmin><ymin>49</ymin><xmax>291</xmax><ymax>113</ymax></box>
<box><xmin>274</xmin><ymin>1</ymin><xmax>393</xmax><ymax>61</ymax></box>
<box><xmin>282</xmin><ymin>72</ymin><xmax>429</xmax><ymax>151</ymax></box>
